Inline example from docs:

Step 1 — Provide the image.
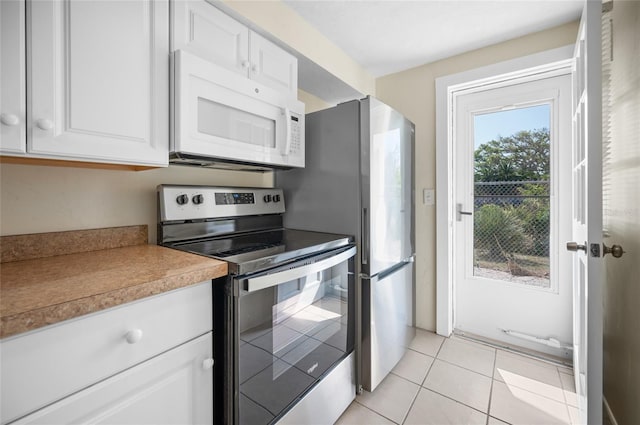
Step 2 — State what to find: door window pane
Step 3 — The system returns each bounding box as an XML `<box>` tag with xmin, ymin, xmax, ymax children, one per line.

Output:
<box><xmin>473</xmin><ymin>104</ymin><xmax>551</xmax><ymax>288</ymax></box>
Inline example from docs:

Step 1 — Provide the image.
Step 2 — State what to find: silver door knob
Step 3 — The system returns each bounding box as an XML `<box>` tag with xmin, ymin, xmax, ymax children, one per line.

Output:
<box><xmin>603</xmin><ymin>243</ymin><xmax>625</xmax><ymax>258</ymax></box>
<box><xmin>566</xmin><ymin>242</ymin><xmax>587</xmax><ymax>252</ymax></box>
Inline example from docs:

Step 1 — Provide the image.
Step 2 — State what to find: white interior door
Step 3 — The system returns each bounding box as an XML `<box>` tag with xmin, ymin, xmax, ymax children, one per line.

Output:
<box><xmin>453</xmin><ymin>72</ymin><xmax>573</xmax><ymax>358</ymax></box>
<box><xmin>568</xmin><ymin>1</ymin><xmax>603</xmax><ymax>423</ymax></box>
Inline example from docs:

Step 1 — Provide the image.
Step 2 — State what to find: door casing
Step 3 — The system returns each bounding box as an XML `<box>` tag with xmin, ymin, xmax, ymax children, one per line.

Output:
<box><xmin>435</xmin><ymin>46</ymin><xmax>574</xmax><ymax>336</ymax></box>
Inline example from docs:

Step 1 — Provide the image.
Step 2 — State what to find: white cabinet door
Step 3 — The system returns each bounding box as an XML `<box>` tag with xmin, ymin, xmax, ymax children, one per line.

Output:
<box><xmin>12</xmin><ymin>333</ymin><xmax>214</xmax><ymax>425</ymax></box>
<box><xmin>171</xmin><ymin>0</ymin><xmax>297</xmax><ymax>95</ymax></box>
<box><xmin>172</xmin><ymin>0</ymin><xmax>249</xmax><ymax>76</ymax></box>
<box><xmin>29</xmin><ymin>0</ymin><xmax>169</xmax><ymax>166</ymax></box>
<box><xmin>0</xmin><ymin>0</ymin><xmax>26</xmax><ymax>154</ymax></box>
<box><xmin>250</xmin><ymin>31</ymin><xmax>298</xmax><ymax>96</ymax></box>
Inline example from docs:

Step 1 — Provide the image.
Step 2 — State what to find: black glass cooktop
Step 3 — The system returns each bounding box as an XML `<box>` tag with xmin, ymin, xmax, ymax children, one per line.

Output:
<box><xmin>169</xmin><ymin>229</ymin><xmax>352</xmax><ymax>275</ymax></box>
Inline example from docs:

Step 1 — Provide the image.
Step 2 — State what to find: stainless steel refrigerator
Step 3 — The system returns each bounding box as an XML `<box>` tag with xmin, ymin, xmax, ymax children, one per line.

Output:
<box><xmin>275</xmin><ymin>96</ymin><xmax>415</xmax><ymax>392</ymax></box>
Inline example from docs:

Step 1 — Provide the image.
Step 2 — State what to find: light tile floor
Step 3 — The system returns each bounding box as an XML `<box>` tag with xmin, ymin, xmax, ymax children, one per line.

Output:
<box><xmin>336</xmin><ymin>329</ymin><xmax>579</xmax><ymax>425</ymax></box>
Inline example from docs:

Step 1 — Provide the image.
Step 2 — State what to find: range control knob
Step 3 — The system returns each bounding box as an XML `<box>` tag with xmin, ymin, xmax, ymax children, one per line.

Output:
<box><xmin>263</xmin><ymin>194</ymin><xmax>272</xmax><ymax>203</ymax></box>
<box><xmin>273</xmin><ymin>194</ymin><xmax>281</xmax><ymax>203</ymax></box>
<box><xmin>176</xmin><ymin>194</ymin><xmax>189</xmax><ymax>205</ymax></box>
<box><xmin>192</xmin><ymin>194</ymin><xmax>204</xmax><ymax>205</ymax></box>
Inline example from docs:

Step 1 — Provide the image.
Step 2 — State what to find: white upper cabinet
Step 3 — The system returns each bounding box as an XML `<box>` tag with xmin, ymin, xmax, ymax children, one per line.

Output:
<box><xmin>27</xmin><ymin>0</ymin><xmax>169</xmax><ymax>166</ymax></box>
<box><xmin>249</xmin><ymin>31</ymin><xmax>298</xmax><ymax>95</ymax></box>
<box><xmin>171</xmin><ymin>0</ymin><xmax>298</xmax><ymax>96</ymax></box>
<box><xmin>0</xmin><ymin>0</ymin><xmax>26</xmax><ymax>154</ymax></box>
<box><xmin>172</xmin><ymin>0</ymin><xmax>249</xmax><ymax>76</ymax></box>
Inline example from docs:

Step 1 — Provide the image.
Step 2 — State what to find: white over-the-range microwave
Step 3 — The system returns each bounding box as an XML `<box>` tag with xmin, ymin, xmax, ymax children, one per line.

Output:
<box><xmin>170</xmin><ymin>50</ymin><xmax>305</xmax><ymax>171</ymax></box>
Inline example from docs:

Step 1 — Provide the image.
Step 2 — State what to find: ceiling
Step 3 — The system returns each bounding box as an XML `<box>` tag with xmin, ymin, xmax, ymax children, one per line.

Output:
<box><xmin>283</xmin><ymin>0</ymin><xmax>583</xmax><ymax>78</ymax></box>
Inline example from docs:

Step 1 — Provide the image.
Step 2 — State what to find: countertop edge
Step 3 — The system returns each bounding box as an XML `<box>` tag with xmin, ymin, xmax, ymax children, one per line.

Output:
<box><xmin>0</xmin><ymin>261</ymin><xmax>227</xmax><ymax>340</ymax></box>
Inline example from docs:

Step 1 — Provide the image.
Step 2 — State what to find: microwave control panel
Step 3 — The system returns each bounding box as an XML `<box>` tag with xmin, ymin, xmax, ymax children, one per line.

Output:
<box><xmin>290</xmin><ymin>115</ymin><xmax>302</xmax><ymax>154</ymax></box>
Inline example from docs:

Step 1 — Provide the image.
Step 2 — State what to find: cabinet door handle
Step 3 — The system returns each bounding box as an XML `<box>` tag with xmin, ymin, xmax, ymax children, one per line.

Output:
<box><xmin>124</xmin><ymin>329</ymin><xmax>143</xmax><ymax>344</ymax></box>
<box><xmin>202</xmin><ymin>358</ymin><xmax>215</xmax><ymax>370</ymax></box>
<box><xmin>241</xmin><ymin>60</ymin><xmax>250</xmax><ymax>69</ymax></box>
<box><xmin>0</xmin><ymin>113</ymin><xmax>19</xmax><ymax>126</ymax></box>
<box><xmin>35</xmin><ymin>119</ymin><xmax>54</xmax><ymax>131</ymax></box>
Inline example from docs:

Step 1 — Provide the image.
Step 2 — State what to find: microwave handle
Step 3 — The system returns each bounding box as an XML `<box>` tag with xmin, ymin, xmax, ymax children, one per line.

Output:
<box><xmin>242</xmin><ymin>246</ymin><xmax>356</xmax><ymax>292</ymax></box>
<box><xmin>284</xmin><ymin>107</ymin><xmax>292</xmax><ymax>155</ymax></box>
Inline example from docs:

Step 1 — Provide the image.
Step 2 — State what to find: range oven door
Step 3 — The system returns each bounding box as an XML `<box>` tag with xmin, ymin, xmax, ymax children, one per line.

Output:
<box><xmin>172</xmin><ymin>50</ymin><xmax>305</xmax><ymax>169</ymax></box>
<box><xmin>231</xmin><ymin>245</ymin><xmax>356</xmax><ymax>425</ymax></box>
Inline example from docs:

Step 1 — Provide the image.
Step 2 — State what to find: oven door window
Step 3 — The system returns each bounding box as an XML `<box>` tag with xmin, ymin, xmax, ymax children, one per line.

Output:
<box><xmin>237</xmin><ymin>254</ymin><xmax>354</xmax><ymax>425</ymax></box>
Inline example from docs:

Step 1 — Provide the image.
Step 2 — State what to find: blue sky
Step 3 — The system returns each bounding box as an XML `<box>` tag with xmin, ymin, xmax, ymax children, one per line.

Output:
<box><xmin>474</xmin><ymin>104</ymin><xmax>550</xmax><ymax>148</ymax></box>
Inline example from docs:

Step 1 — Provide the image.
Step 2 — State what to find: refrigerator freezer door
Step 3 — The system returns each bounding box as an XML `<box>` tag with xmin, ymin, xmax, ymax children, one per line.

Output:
<box><xmin>361</xmin><ymin>260</ymin><xmax>415</xmax><ymax>392</ymax></box>
<box><xmin>361</xmin><ymin>97</ymin><xmax>415</xmax><ymax>276</ymax></box>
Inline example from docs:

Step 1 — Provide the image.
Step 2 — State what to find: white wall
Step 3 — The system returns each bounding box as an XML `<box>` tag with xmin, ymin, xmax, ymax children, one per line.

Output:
<box><xmin>376</xmin><ymin>21</ymin><xmax>579</xmax><ymax>331</ymax></box>
<box><xmin>0</xmin><ymin>163</ymin><xmax>271</xmax><ymax>243</ymax></box>
<box><xmin>297</xmin><ymin>89</ymin><xmax>332</xmax><ymax>113</ymax></box>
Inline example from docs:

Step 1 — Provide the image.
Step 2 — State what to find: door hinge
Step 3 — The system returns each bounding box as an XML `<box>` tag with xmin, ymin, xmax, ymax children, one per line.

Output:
<box><xmin>590</xmin><ymin>243</ymin><xmax>601</xmax><ymax>257</ymax></box>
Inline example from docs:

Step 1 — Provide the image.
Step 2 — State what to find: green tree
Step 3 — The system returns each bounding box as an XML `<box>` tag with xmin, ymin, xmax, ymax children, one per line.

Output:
<box><xmin>474</xmin><ymin>128</ymin><xmax>550</xmax><ymax>183</ymax></box>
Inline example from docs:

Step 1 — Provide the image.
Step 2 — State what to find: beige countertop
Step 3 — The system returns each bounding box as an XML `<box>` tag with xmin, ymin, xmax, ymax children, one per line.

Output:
<box><xmin>0</xmin><ymin>226</ymin><xmax>227</xmax><ymax>339</ymax></box>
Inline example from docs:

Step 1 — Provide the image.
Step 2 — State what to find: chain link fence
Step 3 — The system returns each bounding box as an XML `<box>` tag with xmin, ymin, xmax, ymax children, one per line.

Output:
<box><xmin>473</xmin><ymin>180</ymin><xmax>550</xmax><ymax>284</ymax></box>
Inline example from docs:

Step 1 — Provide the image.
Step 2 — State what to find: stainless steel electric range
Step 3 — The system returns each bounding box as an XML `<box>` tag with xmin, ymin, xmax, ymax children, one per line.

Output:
<box><xmin>157</xmin><ymin>185</ymin><xmax>357</xmax><ymax>425</ymax></box>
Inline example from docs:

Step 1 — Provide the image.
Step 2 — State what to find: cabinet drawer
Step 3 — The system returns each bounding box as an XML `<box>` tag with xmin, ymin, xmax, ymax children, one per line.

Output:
<box><xmin>11</xmin><ymin>333</ymin><xmax>213</xmax><ymax>425</ymax></box>
<box><xmin>0</xmin><ymin>281</ymin><xmax>212</xmax><ymax>424</ymax></box>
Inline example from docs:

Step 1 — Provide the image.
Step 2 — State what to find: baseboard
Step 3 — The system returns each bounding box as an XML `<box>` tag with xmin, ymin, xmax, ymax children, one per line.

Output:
<box><xmin>603</xmin><ymin>396</ymin><xmax>619</xmax><ymax>425</ymax></box>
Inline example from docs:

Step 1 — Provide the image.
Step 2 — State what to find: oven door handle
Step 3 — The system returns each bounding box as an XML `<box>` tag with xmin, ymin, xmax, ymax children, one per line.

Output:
<box><xmin>241</xmin><ymin>246</ymin><xmax>356</xmax><ymax>292</ymax></box>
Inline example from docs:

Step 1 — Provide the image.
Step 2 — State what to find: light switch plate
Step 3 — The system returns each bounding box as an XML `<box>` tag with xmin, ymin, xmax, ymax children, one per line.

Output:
<box><xmin>423</xmin><ymin>189</ymin><xmax>435</xmax><ymax>205</ymax></box>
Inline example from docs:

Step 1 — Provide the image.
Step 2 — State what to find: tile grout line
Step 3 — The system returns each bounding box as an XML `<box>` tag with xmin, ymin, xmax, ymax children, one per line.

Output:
<box><xmin>486</xmin><ymin>347</ymin><xmax>498</xmax><ymax>425</ymax></box>
<box><xmin>353</xmin><ymin>400</ymin><xmax>401</xmax><ymax>425</ymax></box>
<box><xmin>400</xmin><ymin>335</ymin><xmax>444</xmax><ymax>425</ymax></box>
<box><xmin>556</xmin><ymin>366</ymin><xmax>574</xmax><ymax>424</ymax></box>
<box><xmin>434</xmin><ymin>356</ymin><xmax>495</xmax><ymax>378</ymax></box>
<box><xmin>419</xmin><ymin>387</ymin><xmax>491</xmax><ymax>419</ymax></box>
<box><xmin>419</xmin><ymin>336</ymin><xmax>494</xmax><ymax>418</ymax></box>
<box><xmin>400</xmin><ymin>381</ymin><xmax>422</xmax><ymax>425</ymax></box>
<box><xmin>423</xmin><ymin>336</ymin><xmax>496</xmax><ymax>418</ymax></box>
<box><xmin>402</xmin><ymin>337</ymin><xmax>443</xmax><ymax>425</ymax></box>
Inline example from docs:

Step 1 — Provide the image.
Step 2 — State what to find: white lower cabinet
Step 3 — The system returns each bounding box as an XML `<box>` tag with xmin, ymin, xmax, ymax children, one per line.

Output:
<box><xmin>12</xmin><ymin>333</ymin><xmax>213</xmax><ymax>425</ymax></box>
<box><xmin>0</xmin><ymin>282</ymin><xmax>213</xmax><ymax>425</ymax></box>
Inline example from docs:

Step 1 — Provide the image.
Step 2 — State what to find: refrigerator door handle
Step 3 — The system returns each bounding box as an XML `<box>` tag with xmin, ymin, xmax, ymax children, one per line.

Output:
<box><xmin>362</xmin><ymin>207</ymin><xmax>369</xmax><ymax>265</ymax></box>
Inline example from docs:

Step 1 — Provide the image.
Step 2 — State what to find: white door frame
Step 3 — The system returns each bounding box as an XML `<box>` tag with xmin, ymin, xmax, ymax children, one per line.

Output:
<box><xmin>435</xmin><ymin>45</ymin><xmax>574</xmax><ymax>337</ymax></box>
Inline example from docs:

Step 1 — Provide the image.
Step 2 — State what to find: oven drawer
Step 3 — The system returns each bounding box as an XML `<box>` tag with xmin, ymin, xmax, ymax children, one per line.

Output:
<box><xmin>0</xmin><ymin>281</ymin><xmax>212</xmax><ymax>424</ymax></box>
